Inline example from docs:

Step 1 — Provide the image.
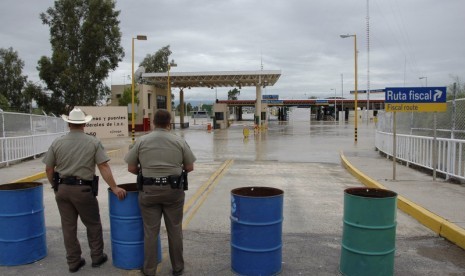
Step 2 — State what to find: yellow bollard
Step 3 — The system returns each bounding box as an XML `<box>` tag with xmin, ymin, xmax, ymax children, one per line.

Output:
<box><xmin>243</xmin><ymin>127</ymin><xmax>250</xmax><ymax>138</ymax></box>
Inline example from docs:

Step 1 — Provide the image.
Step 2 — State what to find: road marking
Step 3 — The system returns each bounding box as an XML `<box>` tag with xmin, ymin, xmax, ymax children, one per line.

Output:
<box><xmin>183</xmin><ymin>159</ymin><xmax>234</xmax><ymax>229</ymax></box>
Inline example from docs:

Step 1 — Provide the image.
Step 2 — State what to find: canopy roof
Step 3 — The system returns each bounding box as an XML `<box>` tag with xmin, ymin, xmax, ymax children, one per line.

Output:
<box><xmin>142</xmin><ymin>70</ymin><xmax>281</xmax><ymax>89</ymax></box>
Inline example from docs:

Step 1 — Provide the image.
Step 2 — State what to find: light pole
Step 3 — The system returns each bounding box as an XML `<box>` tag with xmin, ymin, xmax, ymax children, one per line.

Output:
<box><xmin>331</xmin><ymin>88</ymin><xmax>337</xmax><ymax>120</ymax></box>
<box><xmin>131</xmin><ymin>35</ymin><xmax>147</xmax><ymax>143</ymax></box>
<box><xmin>419</xmin><ymin>76</ymin><xmax>428</xmax><ymax>87</ymax></box>
<box><xmin>341</xmin><ymin>73</ymin><xmax>344</xmax><ymax>119</ymax></box>
<box><xmin>340</xmin><ymin>34</ymin><xmax>358</xmax><ymax>143</ymax></box>
<box><xmin>167</xmin><ymin>59</ymin><xmax>177</xmax><ymax>113</ymax></box>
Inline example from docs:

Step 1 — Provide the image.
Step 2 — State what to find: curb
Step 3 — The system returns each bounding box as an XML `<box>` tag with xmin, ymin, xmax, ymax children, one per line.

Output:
<box><xmin>340</xmin><ymin>151</ymin><xmax>465</xmax><ymax>251</ymax></box>
<box><xmin>13</xmin><ymin>172</ymin><xmax>46</xmax><ymax>183</ymax></box>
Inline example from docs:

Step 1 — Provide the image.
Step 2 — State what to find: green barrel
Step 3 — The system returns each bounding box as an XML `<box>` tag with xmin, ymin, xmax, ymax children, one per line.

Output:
<box><xmin>340</xmin><ymin>187</ymin><xmax>397</xmax><ymax>276</ymax></box>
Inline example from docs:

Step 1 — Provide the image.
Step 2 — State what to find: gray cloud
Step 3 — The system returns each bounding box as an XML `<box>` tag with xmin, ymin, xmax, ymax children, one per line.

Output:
<box><xmin>1</xmin><ymin>0</ymin><xmax>464</xmax><ymax>101</ymax></box>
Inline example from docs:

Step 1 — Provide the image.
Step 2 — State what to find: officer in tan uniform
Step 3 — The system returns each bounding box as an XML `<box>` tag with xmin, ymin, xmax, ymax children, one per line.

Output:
<box><xmin>125</xmin><ymin>109</ymin><xmax>196</xmax><ymax>276</ymax></box>
<box><xmin>43</xmin><ymin>107</ymin><xmax>127</xmax><ymax>273</ymax></box>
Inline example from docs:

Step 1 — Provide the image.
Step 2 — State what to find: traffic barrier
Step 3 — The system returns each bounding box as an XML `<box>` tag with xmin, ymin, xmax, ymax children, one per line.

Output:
<box><xmin>109</xmin><ymin>183</ymin><xmax>161</xmax><ymax>269</ymax></box>
<box><xmin>231</xmin><ymin>186</ymin><xmax>284</xmax><ymax>276</ymax></box>
<box><xmin>0</xmin><ymin>182</ymin><xmax>47</xmax><ymax>266</ymax></box>
<box><xmin>340</xmin><ymin>187</ymin><xmax>397</xmax><ymax>276</ymax></box>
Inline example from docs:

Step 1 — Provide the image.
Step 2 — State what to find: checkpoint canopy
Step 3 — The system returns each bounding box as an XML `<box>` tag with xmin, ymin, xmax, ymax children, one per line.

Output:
<box><xmin>142</xmin><ymin>70</ymin><xmax>281</xmax><ymax>89</ymax></box>
<box><xmin>142</xmin><ymin>70</ymin><xmax>282</xmax><ymax>126</ymax></box>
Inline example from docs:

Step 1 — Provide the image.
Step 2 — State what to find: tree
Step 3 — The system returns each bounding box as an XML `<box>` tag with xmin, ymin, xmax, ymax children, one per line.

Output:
<box><xmin>227</xmin><ymin>88</ymin><xmax>241</xmax><ymax>100</ymax></box>
<box><xmin>140</xmin><ymin>45</ymin><xmax>172</xmax><ymax>77</ymax></box>
<box><xmin>38</xmin><ymin>0</ymin><xmax>124</xmax><ymax>115</ymax></box>
<box><xmin>118</xmin><ymin>87</ymin><xmax>139</xmax><ymax>107</ymax></box>
<box><xmin>0</xmin><ymin>47</ymin><xmax>27</xmax><ymax>111</ymax></box>
<box><xmin>447</xmin><ymin>75</ymin><xmax>465</xmax><ymax>100</ymax></box>
<box><xmin>176</xmin><ymin>102</ymin><xmax>193</xmax><ymax>114</ymax></box>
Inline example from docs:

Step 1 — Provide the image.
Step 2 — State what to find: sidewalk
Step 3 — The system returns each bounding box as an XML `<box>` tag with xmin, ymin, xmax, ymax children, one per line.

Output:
<box><xmin>1</xmin><ymin>120</ymin><xmax>465</xmax><ymax>275</ymax></box>
<box><xmin>341</xmin><ymin>147</ymin><xmax>465</xmax><ymax>250</ymax></box>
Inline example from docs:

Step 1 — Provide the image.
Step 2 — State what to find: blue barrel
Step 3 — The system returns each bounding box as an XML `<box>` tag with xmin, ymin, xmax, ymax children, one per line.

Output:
<box><xmin>231</xmin><ymin>186</ymin><xmax>284</xmax><ymax>276</ymax></box>
<box><xmin>0</xmin><ymin>182</ymin><xmax>47</xmax><ymax>266</ymax></box>
<box><xmin>340</xmin><ymin>187</ymin><xmax>397</xmax><ymax>276</ymax></box>
<box><xmin>108</xmin><ymin>183</ymin><xmax>161</xmax><ymax>269</ymax></box>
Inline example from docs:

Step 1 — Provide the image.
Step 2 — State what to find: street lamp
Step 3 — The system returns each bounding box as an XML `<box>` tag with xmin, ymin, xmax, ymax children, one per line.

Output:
<box><xmin>340</xmin><ymin>34</ymin><xmax>358</xmax><ymax>143</ymax></box>
<box><xmin>167</xmin><ymin>59</ymin><xmax>177</xmax><ymax>112</ymax></box>
<box><xmin>131</xmin><ymin>35</ymin><xmax>147</xmax><ymax>143</ymax></box>
<box><xmin>331</xmin><ymin>88</ymin><xmax>337</xmax><ymax>120</ymax></box>
<box><xmin>419</xmin><ymin>76</ymin><xmax>428</xmax><ymax>87</ymax></box>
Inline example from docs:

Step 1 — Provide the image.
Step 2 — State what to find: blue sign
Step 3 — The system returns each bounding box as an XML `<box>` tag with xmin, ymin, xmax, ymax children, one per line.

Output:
<box><xmin>262</xmin><ymin>94</ymin><xmax>279</xmax><ymax>100</ymax></box>
<box><xmin>385</xmin><ymin>87</ymin><xmax>446</xmax><ymax>103</ymax></box>
<box><xmin>262</xmin><ymin>100</ymin><xmax>283</xmax><ymax>104</ymax></box>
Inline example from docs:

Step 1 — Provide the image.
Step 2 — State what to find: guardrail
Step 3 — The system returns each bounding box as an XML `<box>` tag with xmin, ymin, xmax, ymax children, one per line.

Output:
<box><xmin>0</xmin><ymin>133</ymin><xmax>67</xmax><ymax>166</ymax></box>
<box><xmin>376</xmin><ymin>131</ymin><xmax>465</xmax><ymax>181</ymax></box>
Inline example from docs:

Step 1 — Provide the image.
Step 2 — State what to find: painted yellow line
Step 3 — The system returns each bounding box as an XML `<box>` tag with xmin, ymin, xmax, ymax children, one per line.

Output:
<box><xmin>183</xmin><ymin>159</ymin><xmax>234</xmax><ymax>229</ymax></box>
<box><xmin>340</xmin><ymin>150</ymin><xmax>465</xmax><ymax>251</ymax></box>
<box><xmin>11</xmin><ymin>149</ymin><xmax>120</xmax><ymax>183</ymax></box>
<box><xmin>183</xmin><ymin>160</ymin><xmax>231</xmax><ymax>214</ymax></box>
<box><xmin>13</xmin><ymin>172</ymin><xmax>46</xmax><ymax>183</ymax></box>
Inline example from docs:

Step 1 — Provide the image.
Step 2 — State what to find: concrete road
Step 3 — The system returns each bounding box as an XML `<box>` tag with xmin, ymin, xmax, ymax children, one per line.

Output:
<box><xmin>1</xmin><ymin>108</ymin><xmax>465</xmax><ymax>275</ymax></box>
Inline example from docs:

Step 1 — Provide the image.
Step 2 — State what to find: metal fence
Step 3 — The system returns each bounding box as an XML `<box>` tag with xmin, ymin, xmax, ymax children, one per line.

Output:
<box><xmin>0</xmin><ymin>111</ymin><xmax>68</xmax><ymax>165</ymax></box>
<box><xmin>376</xmin><ymin>98</ymin><xmax>465</xmax><ymax>181</ymax></box>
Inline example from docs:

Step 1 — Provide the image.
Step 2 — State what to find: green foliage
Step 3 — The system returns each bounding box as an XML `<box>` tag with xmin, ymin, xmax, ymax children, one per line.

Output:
<box><xmin>118</xmin><ymin>87</ymin><xmax>139</xmax><ymax>106</ymax></box>
<box><xmin>447</xmin><ymin>75</ymin><xmax>465</xmax><ymax>100</ymax></box>
<box><xmin>0</xmin><ymin>94</ymin><xmax>8</xmax><ymax>110</ymax></box>
<box><xmin>227</xmin><ymin>88</ymin><xmax>241</xmax><ymax>100</ymax></box>
<box><xmin>176</xmin><ymin>102</ymin><xmax>193</xmax><ymax>114</ymax></box>
<box><xmin>140</xmin><ymin>45</ymin><xmax>172</xmax><ymax>76</ymax></box>
<box><xmin>0</xmin><ymin>47</ymin><xmax>27</xmax><ymax>111</ymax></box>
<box><xmin>38</xmin><ymin>0</ymin><xmax>124</xmax><ymax>115</ymax></box>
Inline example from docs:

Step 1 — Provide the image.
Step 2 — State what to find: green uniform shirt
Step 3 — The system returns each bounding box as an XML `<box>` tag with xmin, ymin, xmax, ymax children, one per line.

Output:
<box><xmin>124</xmin><ymin>128</ymin><xmax>196</xmax><ymax>177</ymax></box>
<box><xmin>42</xmin><ymin>130</ymin><xmax>109</xmax><ymax>180</ymax></box>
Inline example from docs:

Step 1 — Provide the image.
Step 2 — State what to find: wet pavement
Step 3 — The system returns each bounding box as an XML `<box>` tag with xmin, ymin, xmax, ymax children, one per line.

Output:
<box><xmin>1</xmin><ymin>108</ymin><xmax>465</xmax><ymax>275</ymax></box>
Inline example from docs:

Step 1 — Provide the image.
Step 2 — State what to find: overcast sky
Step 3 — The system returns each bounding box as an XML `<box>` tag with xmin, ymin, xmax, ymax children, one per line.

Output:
<box><xmin>1</xmin><ymin>0</ymin><xmax>464</xmax><ymax>102</ymax></box>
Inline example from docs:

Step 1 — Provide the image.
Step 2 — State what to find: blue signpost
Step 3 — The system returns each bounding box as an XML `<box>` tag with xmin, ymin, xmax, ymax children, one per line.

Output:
<box><xmin>384</xmin><ymin>86</ymin><xmax>447</xmax><ymax>181</ymax></box>
<box><xmin>385</xmin><ymin>87</ymin><xmax>447</xmax><ymax>112</ymax></box>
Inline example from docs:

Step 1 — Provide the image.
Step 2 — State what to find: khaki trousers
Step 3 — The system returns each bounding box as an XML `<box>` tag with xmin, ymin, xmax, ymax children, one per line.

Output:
<box><xmin>55</xmin><ymin>184</ymin><xmax>103</xmax><ymax>268</ymax></box>
<box><xmin>139</xmin><ymin>185</ymin><xmax>185</xmax><ymax>275</ymax></box>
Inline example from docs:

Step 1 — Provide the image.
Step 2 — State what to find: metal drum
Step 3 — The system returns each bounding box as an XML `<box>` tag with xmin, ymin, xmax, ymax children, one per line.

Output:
<box><xmin>340</xmin><ymin>187</ymin><xmax>397</xmax><ymax>276</ymax></box>
<box><xmin>231</xmin><ymin>186</ymin><xmax>284</xmax><ymax>276</ymax></box>
<box><xmin>0</xmin><ymin>182</ymin><xmax>47</xmax><ymax>266</ymax></box>
<box><xmin>108</xmin><ymin>183</ymin><xmax>161</xmax><ymax>269</ymax></box>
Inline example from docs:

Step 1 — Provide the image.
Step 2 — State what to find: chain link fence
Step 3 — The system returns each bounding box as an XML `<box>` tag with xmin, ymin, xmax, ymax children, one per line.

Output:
<box><xmin>0</xmin><ymin>112</ymin><xmax>69</xmax><ymax>165</ymax></box>
<box><xmin>0</xmin><ymin>112</ymin><xmax>68</xmax><ymax>137</ymax></box>
<box><xmin>376</xmin><ymin>98</ymin><xmax>465</xmax><ymax>140</ymax></box>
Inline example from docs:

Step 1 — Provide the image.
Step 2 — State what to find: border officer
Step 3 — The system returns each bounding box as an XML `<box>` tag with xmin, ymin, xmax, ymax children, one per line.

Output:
<box><xmin>125</xmin><ymin>109</ymin><xmax>196</xmax><ymax>276</ymax></box>
<box><xmin>43</xmin><ymin>107</ymin><xmax>126</xmax><ymax>273</ymax></box>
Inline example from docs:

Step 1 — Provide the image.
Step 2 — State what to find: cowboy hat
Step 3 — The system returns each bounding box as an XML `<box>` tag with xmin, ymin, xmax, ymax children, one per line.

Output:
<box><xmin>61</xmin><ymin>108</ymin><xmax>93</xmax><ymax>124</ymax></box>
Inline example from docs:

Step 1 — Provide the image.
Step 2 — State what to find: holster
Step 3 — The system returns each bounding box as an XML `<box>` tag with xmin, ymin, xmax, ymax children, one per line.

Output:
<box><xmin>137</xmin><ymin>171</ymin><xmax>143</xmax><ymax>191</ymax></box>
<box><xmin>52</xmin><ymin>172</ymin><xmax>60</xmax><ymax>192</ymax></box>
<box><xmin>182</xmin><ymin>170</ymin><xmax>188</xmax><ymax>191</ymax></box>
<box><xmin>169</xmin><ymin>174</ymin><xmax>184</xmax><ymax>190</ymax></box>
<box><xmin>91</xmin><ymin>175</ymin><xmax>99</xmax><ymax>196</ymax></box>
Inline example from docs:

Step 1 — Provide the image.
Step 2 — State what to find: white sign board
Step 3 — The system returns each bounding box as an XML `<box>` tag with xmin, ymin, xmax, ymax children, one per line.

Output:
<box><xmin>77</xmin><ymin>106</ymin><xmax>128</xmax><ymax>138</ymax></box>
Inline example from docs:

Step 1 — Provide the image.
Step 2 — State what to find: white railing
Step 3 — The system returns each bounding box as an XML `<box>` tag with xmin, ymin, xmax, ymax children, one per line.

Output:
<box><xmin>376</xmin><ymin>131</ymin><xmax>465</xmax><ymax>181</ymax></box>
<box><xmin>0</xmin><ymin>133</ymin><xmax>67</xmax><ymax>165</ymax></box>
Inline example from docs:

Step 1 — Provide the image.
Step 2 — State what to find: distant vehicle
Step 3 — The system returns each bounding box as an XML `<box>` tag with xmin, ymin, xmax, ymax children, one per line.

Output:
<box><xmin>191</xmin><ymin>110</ymin><xmax>209</xmax><ymax>118</ymax></box>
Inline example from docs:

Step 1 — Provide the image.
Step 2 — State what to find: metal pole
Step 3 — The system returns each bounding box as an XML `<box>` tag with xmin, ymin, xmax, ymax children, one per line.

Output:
<box><xmin>433</xmin><ymin>112</ymin><xmax>437</xmax><ymax>181</ymax></box>
<box><xmin>354</xmin><ymin>35</ymin><xmax>358</xmax><ymax>143</ymax></box>
<box><xmin>341</xmin><ymin>73</ymin><xmax>344</xmax><ymax>120</ymax></box>
<box><xmin>167</xmin><ymin>64</ymin><xmax>171</xmax><ymax>112</ymax></box>
<box><xmin>131</xmin><ymin>37</ymin><xmax>135</xmax><ymax>143</ymax></box>
<box><xmin>393</xmin><ymin>112</ymin><xmax>397</xmax><ymax>180</ymax></box>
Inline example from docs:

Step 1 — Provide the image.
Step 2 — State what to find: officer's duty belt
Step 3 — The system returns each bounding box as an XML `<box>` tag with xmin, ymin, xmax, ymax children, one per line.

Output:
<box><xmin>143</xmin><ymin>176</ymin><xmax>170</xmax><ymax>186</ymax></box>
<box><xmin>61</xmin><ymin>176</ymin><xmax>92</xmax><ymax>186</ymax></box>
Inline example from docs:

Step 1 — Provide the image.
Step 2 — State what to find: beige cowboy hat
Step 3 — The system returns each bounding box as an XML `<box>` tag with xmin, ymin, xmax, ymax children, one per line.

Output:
<box><xmin>61</xmin><ymin>107</ymin><xmax>93</xmax><ymax>124</ymax></box>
